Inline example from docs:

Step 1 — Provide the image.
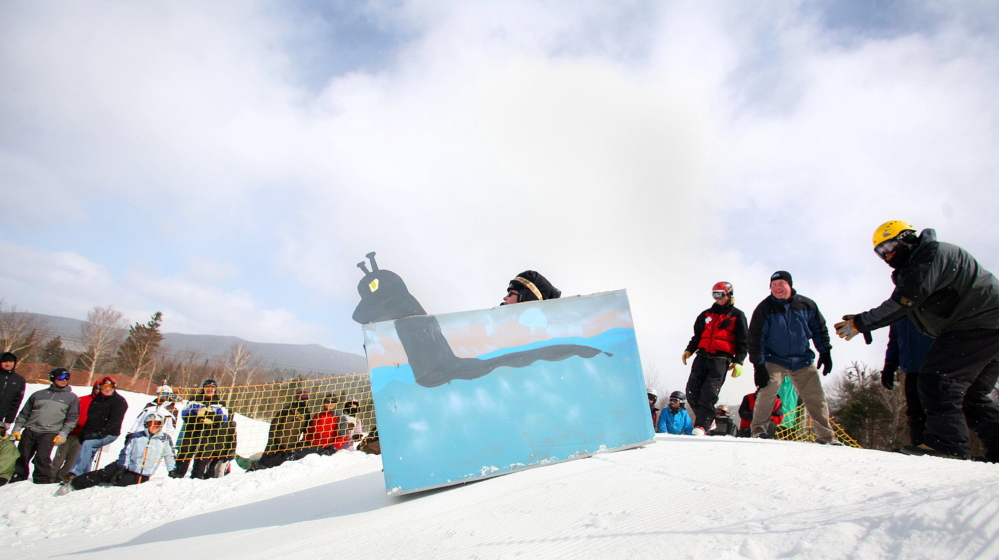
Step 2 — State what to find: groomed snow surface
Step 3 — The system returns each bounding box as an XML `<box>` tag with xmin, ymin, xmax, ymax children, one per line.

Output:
<box><xmin>3</xmin><ymin>387</ymin><xmax>999</xmax><ymax>559</ymax></box>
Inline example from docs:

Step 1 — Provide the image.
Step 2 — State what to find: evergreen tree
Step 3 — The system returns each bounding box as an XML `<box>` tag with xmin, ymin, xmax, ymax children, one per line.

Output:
<box><xmin>40</xmin><ymin>336</ymin><xmax>67</xmax><ymax>367</ymax></box>
<box><xmin>116</xmin><ymin>311</ymin><xmax>164</xmax><ymax>381</ymax></box>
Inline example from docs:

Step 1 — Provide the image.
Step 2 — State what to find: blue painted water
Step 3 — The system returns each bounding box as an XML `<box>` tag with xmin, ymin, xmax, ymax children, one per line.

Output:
<box><xmin>371</xmin><ymin>327</ymin><xmax>653</xmax><ymax>493</ymax></box>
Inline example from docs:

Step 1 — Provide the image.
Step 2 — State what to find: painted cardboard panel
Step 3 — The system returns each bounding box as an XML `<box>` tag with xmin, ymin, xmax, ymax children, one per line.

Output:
<box><xmin>362</xmin><ymin>289</ymin><xmax>653</xmax><ymax>495</ymax></box>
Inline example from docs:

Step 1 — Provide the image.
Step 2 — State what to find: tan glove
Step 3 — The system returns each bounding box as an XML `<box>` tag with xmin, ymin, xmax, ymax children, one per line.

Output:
<box><xmin>835</xmin><ymin>315</ymin><xmax>860</xmax><ymax>341</ymax></box>
<box><xmin>196</xmin><ymin>407</ymin><xmax>209</xmax><ymax>416</ymax></box>
<box><xmin>11</xmin><ymin>430</ymin><xmax>21</xmax><ymax>441</ymax></box>
<box><xmin>730</xmin><ymin>363</ymin><xmax>744</xmax><ymax>378</ymax></box>
<box><xmin>53</xmin><ymin>434</ymin><xmax>67</xmax><ymax>445</ymax></box>
<box><xmin>681</xmin><ymin>351</ymin><xmax>692</xmax><ymax>365</ymax></box>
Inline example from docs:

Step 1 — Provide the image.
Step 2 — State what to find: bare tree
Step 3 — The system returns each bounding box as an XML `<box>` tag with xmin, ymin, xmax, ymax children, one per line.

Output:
<box><xmin>78</xmin><ymin>305</ymin><xmax>125</xmax><ymax>375</ymax></box>
<box><xmin>223</xmin><ymin>343</ymin><xmax>261</xmax><ymax>387</ymax></box>
<box><xmin>0</xmin><ymin>299</ymin><xmax>52</xmax><ymax>358</ymax></box>
<box><xmin>644</xmin><ymin>362</ymin><xmax>669</xmax><ymax>407</ymax></box>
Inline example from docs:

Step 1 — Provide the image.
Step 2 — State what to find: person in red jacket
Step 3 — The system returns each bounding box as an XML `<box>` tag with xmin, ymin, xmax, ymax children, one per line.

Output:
<box><xmin>51</xmin><ymin>381</ymin><xmax>99</xmax><ymax>482</ymax></box>
<box><xmin>290</xmin><ymin>393</ymin><xmax>345</xmax><ymax>459</ymax></box>
<box><xmin>682</xmin><ymin>282</ymin><xmax>749</xmax><ymax>435</ymax></box>
<box><xmin>738</xmin><ymin>390</ymin><xmax>783</xmax><ymax>438</ymax></box>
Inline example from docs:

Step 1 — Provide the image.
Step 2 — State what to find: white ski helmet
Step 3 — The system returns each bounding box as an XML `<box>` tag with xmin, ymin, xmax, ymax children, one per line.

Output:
<box><xmin>646</xmin><ymin>387</ymin><xmax>659</xmax><ymax>402</ymax></box>
<box><xmin>144</xmin><ymin>413</ymin><xmax>166</xmax><ymax>430</ymax></box>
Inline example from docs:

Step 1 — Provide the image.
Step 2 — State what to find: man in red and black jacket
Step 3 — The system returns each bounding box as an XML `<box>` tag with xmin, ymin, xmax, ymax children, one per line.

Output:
<box><xmin>682</xmin><ymin>282</ymin><xmax>749</xmax><ymax>435</ymax></box>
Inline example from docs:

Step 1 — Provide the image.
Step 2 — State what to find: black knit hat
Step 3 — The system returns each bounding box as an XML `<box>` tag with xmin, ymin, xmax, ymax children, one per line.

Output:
<box><xmin>0</xmin><ymin>352</ymin><xmax>16</xmax><ymax>366</ymax></box>
<box><xmin>508</xmin><ymin>271</ymin><xmax>562</xmax><ymax>302</ymax></box>
<box><xmin>770</xmin><ymin>270</ymin><xmax>793</xmax><ymax>287</ymax></box>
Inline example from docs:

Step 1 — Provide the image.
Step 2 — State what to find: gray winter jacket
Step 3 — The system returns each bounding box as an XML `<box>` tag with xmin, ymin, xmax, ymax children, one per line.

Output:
<box><xmin>13</xmin><ymin>384</ymin><xmax>80</xmax><ymax>437</ymax></box>
<box><xmin>854</xmin><ymin>229</ymin><xmax>999</xmax><ymax>337</ymax></box>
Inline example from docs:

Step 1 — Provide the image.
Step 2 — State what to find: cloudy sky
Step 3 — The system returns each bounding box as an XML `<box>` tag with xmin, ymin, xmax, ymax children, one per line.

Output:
<box><xmin>2</xmin><ymin>1</ymin><xmax>998</xmax><ymax>403</ymax></box>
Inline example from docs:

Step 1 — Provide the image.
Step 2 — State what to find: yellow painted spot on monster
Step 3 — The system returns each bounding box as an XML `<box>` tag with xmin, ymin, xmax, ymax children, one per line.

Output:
<box><xmin>369</xmin><ymin>278</ymin><xmax>380</xmax><ymax>292</ymax></box>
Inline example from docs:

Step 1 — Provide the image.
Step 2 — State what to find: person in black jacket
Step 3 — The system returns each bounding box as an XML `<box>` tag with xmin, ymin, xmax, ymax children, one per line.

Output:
<box><xmin>748</xmin><ymin>271</ymin><xmax>837</xmax><ymax>444</ymax></box>
<box><xmin>682</xmin><ymin>282</ymin><xmax>748</xmax><ymax>434</ymax></box>
<box><xmin>0</xmin><ymin>352</ymin><xmax>26</xmax><ymax>432</ymax></box>
<box><xmin>65</xmin><ymin>376</ymin><xmax>127</xmax><ymax>480</ymax></box>
<box><xmin>836</xmin><ymin>221</ymin><xmax>999</xmax><ymax>460</ymax></box>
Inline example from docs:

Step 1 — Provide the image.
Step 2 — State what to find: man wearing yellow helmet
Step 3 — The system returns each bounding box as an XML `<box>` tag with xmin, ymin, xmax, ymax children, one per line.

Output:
<box><xmin>834</xmin><ymin>222</ymin><xmax>999</xmax><ymax>460</ymax></box>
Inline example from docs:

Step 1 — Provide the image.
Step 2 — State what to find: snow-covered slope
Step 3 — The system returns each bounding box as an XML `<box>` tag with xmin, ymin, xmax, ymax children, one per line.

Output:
<box><xmin>2</xmin><ymin>388</ymin><xmax>998</xmax><ymax>559</ymax></box>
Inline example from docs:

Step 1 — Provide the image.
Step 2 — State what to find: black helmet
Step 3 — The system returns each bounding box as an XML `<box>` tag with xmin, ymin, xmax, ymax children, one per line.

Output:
<box><xmin>49</xmin><ymin>367</ymin><xmax>71</xmax><ymax>382</ymax></box>
<box><xmin>507</xmin><ymin>271</ymin><xmax>561</xmax><ymax>303</ymax></box>
<box><xmin>202</xmin><ymin>379</ymin><xmax>218</xmax><ymax>388</ymax></box>
<box><xmin>668</xmin><ymin>391</ymin><xmax>686</xmax><ymax>406</ymax></box>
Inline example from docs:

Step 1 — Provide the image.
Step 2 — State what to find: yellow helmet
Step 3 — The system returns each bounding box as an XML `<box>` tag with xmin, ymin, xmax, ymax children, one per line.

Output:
<box><xmin>872</xmin><ymin>220</ymin><xmax>916</xmax><ymax>248</ymax></box>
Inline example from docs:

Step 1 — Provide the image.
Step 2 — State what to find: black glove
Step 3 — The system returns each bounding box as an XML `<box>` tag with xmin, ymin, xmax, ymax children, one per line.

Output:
<box><xmin>818</xmin><ymin>352</ymin><xmax>833</xmax><ymax>376</ymax></box>
<box><xmin>754</xmin><ymin>364</ymin><xmax>769</xmax><ymax>388</ymax></box>
<box><xmin>881</xmin><ymin>361</ymin><xmax>899</xmax><ymax>390</ymax></box>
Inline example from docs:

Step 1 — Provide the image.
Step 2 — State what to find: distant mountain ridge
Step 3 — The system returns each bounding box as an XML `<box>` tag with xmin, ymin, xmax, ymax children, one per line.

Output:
<box><xmin>25</xmin><ymin>312</ymin><xmax>369</xmax><ymax>376</ymax></box>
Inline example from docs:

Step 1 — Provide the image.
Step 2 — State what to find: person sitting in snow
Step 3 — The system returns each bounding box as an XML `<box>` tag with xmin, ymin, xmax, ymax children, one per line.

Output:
<box><xmin>710</xmin><ymin>405</ymin><xmax>737</xmax><ymax>437</ymax></box>
<box><xmin>0</xmin><ymin>424</ymin><xmax>19</xmax><ymax>486</ymax></box>
<box><xmin>296</xmin><ymin>392</ymin><xmax>345</xmax><ymax>457</ymax></box>
<box><xmin>333</xmin><ymin>400</ymin><xmax>365</xmax><ymax>451</ymax></box>
<box><xmin>737</xmin><ymin>390</ymin><xmax>783</xmax><ymax>438</ymax></box>
<box><xmin>251</xmin><ymin>388</ymin><xmax>311</xmax><ymax>470</ymax></box>
<box><xmin>173</xmin><ymin>379</ymin><xmax>233</xmax><ymax>479</ymax></box>
<box><xmin>656</xmin><ymin>391</ymin><xmax>693</xmax><ymax>435</ymax></box>
<box><xmin>647</xmin><ymin>388</ymin><xmax>661</xmax><ymax>429</ymax></box>
<box><xmin>59</xmin><ymin>413</ymin><xmax>175</xmax><ymax>495</ymax></box>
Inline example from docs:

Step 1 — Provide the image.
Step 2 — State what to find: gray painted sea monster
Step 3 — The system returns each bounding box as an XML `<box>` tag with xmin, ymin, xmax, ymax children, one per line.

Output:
<box><xmin>352</xmin><ymin>252</ymin><xmax>611</xmax><ymax>388</ymax></box>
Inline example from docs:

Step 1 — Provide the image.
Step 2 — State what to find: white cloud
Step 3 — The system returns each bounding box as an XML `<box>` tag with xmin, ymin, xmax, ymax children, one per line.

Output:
<box><xmin>2</xmin><ymin>1</ymin><xmax>998</xmax><ymax>403</ymax></box>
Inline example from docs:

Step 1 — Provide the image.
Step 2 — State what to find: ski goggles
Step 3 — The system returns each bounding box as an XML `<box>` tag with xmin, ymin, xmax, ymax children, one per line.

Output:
<box><xmin>54</xmin><ymin>372</ymin><xmax>71</xmax><ymax>381</ymax></box>
<box><xmin>874</xmin><ymin>238</ymin><xmax>902</xmax><ymax>260</ymax></box>
<box><xmin>711</xmin><ymin>290</ymin><xmax>727</xmax><ymax>299</ymax></box>
<box><xmin>99</xmin><ymin>382</ymin><xmax>116</xmax><ymax>390</ymax></box>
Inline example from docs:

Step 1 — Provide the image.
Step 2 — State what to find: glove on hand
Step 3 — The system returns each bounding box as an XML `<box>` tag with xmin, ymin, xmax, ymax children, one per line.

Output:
<box><xmin>730</xmin><ymin>363</ymin><xmax>744</xmax><ymax>378</ymax></box>
<box><xmin>754</xmin><ymin>364</ymin><xmax>769</xmax><ymax>388</ymax></box>
<box><xmin>834</xmin><ymin>315</ymin><xmax>861</xmax><ymax>341</ymax></box>
<box><xmin>196</xmin><ymin>407</ymin><xmax>209</xmax><ymax>416</ymax></box>
<box><xmin>681</xmin><ymin>351</ymin><xmax>692</xmax><ymax>365</ymax></box>
<box><xmin>881</xmin><ymin>361</ymin><xmax>899</xmax><ymax>390</ymax></box>
<box><xmin>53</xmin><ymin>434</ymin><xmax>67</xmax><ymax>445</ymax></box>
<box><xmin>818</xmin><ymin>352</ymin><xmax>833</xmax><ymax>376</ymax></box>
<box><xmin>10</xmin><ymin>430</ymin><xmax>21</xmax><ymax>441</ymax></box>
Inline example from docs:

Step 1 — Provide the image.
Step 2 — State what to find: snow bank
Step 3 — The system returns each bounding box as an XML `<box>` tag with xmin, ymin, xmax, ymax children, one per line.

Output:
<box><xmin>2</xmin><ymin>388</ymin><xmax>999</xmax><ymax>559</ymax></box>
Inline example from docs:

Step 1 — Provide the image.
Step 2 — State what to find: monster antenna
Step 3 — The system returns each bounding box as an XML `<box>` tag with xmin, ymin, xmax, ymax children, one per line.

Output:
<box><xmin>366</xmin><ymin>252</ymin><xmax>379</xmax><ymax>271</ymax></box>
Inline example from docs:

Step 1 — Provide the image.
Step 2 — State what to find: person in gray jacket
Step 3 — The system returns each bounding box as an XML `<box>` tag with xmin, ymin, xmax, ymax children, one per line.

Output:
<box><xmin>836</xmin><ymin>221</ymin><xmax>999</xmax><ymax>460</ymax></box>
<box><xmin>10</xmin><ymin>368</ymin><xmax>79</xmax><ymax>484</ymax></box>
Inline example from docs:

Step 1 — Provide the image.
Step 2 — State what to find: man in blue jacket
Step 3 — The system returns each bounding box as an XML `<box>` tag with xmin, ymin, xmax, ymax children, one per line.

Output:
<box><xmin>748</xmin><ymin>271</ymin><xmax>837</xmax><ymax>444</ymax></box>
<box><xmin>882</xmin><ymin>317</ymin><xmax>934</xmax><ymax>448</ymax></box>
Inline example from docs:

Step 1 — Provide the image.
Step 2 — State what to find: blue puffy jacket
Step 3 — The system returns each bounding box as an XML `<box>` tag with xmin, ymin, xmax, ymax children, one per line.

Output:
<box><xmin>657</xmin><ymin>408</ymin><xmax>693</xmax><ymax>435</ymax></box>
<box><xmin>885</xmin><ymin>317</ymin><xmax>933</xmax><ymax>373</ymax></box>
<box><xmin>749</xmin><ymin>291</ymin><xmax>832</xmax><ymax>372</ymax></box>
